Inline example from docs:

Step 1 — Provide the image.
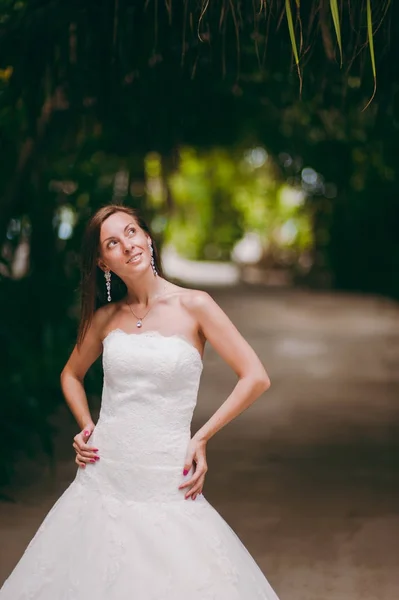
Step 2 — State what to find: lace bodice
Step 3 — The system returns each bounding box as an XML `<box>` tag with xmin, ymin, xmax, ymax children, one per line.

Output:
<box><xmin>76</xmin><ymin>329</ymin><xmax>203</xmax><ymax>502</ymax></box>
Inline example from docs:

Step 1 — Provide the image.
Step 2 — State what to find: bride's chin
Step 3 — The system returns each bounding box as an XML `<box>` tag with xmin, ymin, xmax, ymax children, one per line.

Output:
<box><xmin>124</xmin><ymin>262</ymin><xmax>150</xmax><ymax>274</ymax></box>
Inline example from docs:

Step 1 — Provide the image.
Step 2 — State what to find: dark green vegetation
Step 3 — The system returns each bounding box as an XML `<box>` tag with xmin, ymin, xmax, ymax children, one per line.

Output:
<box><xmin>0</xmin><ymin>1</ymin><xmax>397</xmax><ymax>490</ymax></box>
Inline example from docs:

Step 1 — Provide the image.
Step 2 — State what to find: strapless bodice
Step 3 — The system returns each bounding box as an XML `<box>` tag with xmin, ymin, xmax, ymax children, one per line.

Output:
<box><xmin>76</xmin><ymin>329</ymin><xmax>203</xmax><ymax>502</ymax></box>
<box><xmin>101</xmin><ymin>329</ymin><xmax>203</xmax><ymax>420</ymax></box>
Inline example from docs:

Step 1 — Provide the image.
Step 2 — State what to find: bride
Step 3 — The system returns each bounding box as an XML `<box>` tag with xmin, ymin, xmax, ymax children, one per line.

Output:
<box><xmin>0</xmin><ymin>204</ymin><xmax>280</xmax><ymax>599</ymax></box>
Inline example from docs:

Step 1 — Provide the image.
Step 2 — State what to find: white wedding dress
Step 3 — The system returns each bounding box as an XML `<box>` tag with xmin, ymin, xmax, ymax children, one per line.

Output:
<box><xmin>0</xmin><ymin>329</ymin><xmax>280</xmax><ymax>599</ymax></box>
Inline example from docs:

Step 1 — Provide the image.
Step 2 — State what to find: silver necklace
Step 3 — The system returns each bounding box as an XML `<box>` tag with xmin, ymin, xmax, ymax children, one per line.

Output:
<box><xmin>126</xmin><ymin>281</ymin><xmax>167</xmax><ymax>328</ymax></box>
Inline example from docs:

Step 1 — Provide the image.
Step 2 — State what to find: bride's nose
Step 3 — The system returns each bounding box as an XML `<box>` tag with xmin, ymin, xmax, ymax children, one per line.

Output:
<box><xmin>123</xmin><ymin>241</ymin><xmax>134</xmax><ymax>253</ymax></box>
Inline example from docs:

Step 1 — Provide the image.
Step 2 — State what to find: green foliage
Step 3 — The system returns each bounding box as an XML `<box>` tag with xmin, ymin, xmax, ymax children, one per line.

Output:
<box><xmin>167</xmin><ymin>148</ymin><xmax>243</xmax><ymax>260</ymax></box>
<box><xmin>164</xmin><ymin>146</ymin><xmax>313</xmax><ymax>262</ymax></box>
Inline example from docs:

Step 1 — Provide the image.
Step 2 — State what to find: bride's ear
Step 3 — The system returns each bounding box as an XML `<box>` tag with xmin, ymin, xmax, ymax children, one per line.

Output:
<box><xmin>97</xmin><ymin>259</ymin><xmax>109</xmax><ymax>273</ymax></box>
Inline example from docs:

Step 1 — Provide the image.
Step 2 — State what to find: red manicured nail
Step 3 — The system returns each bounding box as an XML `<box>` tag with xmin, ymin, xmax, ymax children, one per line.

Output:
<box><xmin>83</xmin><ymin>430</ymin><xmax>89</xmax><ymax>435</ymax></box>
<box><xmin>90</xmin><ymin>459</ymin><xmax>95</xmax><ymax>463</ymax></box>
<box><xmin>94</xmin><ymin>456</ymin><xmax>100</xmax><ymax>461</ymax></box>
<box><xmin>183</xmin><ymin>469</ymin><xmax>188</xmax><ymax>476</ymax></box>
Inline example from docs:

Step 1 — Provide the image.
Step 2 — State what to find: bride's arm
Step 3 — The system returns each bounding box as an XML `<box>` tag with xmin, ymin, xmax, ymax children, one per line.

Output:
<box><xmin>188</xmin><ymin>290</ymin><xmax>270</xmax><ymax>443</ymax></box>
<box><xmin>60</xmin><ymin>324</ymin><xmax>102</xmax><ymax>430</ymax></box>
<box><xmin>60</xmin><ymin>309</ymin><xmax>107</xmax><ymax>467</ymax></box>
<box><xmin>179</xmin><ymin>290</ymin><xmax>270</xmax><ymax>500</ymax></box>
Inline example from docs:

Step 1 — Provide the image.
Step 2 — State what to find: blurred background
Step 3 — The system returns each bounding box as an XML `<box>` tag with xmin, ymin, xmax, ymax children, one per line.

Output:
<box><xmin>0</xmin><ymin>1</ymin><xmax>398</xmax><ymax>598</ymax></box>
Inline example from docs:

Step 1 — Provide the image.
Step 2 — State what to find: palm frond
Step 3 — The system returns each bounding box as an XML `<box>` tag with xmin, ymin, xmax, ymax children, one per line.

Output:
<box><xmin>329</xmin><ymin>0</ymin><xmax>343</xmax><ymax>66</ymax></box>
<box><xmin>363</xmin><ymin>0</ymin><xmax>377</xmax><ymax>111</ymax></box>
<box><xmin>285</xmin><ymin>0</ymin><xmax>302</xmax><ymax>92</ymax></box>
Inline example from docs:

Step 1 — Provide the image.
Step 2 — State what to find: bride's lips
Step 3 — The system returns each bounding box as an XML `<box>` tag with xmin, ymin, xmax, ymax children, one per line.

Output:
<box><xmin>126</xmin><ymin>252</ymin><xmax>143</xmax><ymax>264</ymax></box>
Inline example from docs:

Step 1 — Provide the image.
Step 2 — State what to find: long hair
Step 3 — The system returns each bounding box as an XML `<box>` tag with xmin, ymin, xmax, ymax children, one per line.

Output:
<box><xmin>77</xmin><ymin>205</ymin><xmax>163</xmax><ymax>346</ymax></box>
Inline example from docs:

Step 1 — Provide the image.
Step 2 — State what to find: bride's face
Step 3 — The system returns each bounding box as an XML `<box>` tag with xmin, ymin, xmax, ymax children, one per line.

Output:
<box><xmin>98</xmin><ymin>211</ymin><xmax>152</xmax><ymax>278</ymax></box>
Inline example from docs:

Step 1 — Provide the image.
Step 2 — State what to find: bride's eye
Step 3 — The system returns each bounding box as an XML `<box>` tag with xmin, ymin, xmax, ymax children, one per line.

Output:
<box><xmin>127</xmin><ymin>227</ymin><xmax>136</xmax><ymax>236</ymax></box>
<box><xmin>107</xmin><ymin>239</ymin><xmax>118</xmax><ymax>248</ymax></box>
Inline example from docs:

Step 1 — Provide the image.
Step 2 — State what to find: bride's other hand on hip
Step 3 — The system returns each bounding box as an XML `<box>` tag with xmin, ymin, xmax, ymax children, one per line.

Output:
<box><xmin>178</xmin><ymin>435</ymin><xmax>208</xmax><ymax>500</ymax></box>
<box><xmin>73</xmin><ymin>424</ymin><xmax>99</xmax><ymax>469</ymax></box>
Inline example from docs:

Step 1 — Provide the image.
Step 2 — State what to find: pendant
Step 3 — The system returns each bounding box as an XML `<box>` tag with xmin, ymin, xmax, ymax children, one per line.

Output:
<box><xmin>136</xmin><ymin>320</ymin><xmax>142</xmax><ymax>328</ymax></box>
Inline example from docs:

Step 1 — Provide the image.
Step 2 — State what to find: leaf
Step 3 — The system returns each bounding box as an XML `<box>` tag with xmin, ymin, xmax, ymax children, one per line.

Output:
<box><xmin>367</xmin><ymin>0</ymin><xmax>376</xmax><ymax>81</ymax></box>
<box><xmin>363</xmin><ymin>0</ymin><xmax>377</xmax><ymax>111</ymax></box>
<box><xmin>197</xmin><ymin>0</ymin><xmax>210</xmax><ymax>42</ymax></box>
<box><xmin>285</xmin><ymin>0</ymin><xmax>302</xmax><ymax>92</ymax></box>
<box><xmin>329</xmin><ymin>0</ymin><xmax>342</xmax><ymax>66</ymax></box>
<box><xmin>0</xmin><ymin>66</ymin><xmax>13</xmax><ymax>82</ymax></box>
<box><xmin>258</xmin><ymin>0</ymin><xmax>267</xmax><ymax>16</ymax></box>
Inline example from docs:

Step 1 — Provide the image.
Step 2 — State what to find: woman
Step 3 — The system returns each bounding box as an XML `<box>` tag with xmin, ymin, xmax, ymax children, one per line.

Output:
<box><xmin>0</xmin><ymin>204</ymin><xmax>280</xmax><ymax>599</ymax></box>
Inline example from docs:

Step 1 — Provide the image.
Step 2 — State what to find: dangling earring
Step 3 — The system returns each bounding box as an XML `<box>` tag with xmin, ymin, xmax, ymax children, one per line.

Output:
<box><xmin>104</xmin><ymin>270</ymin><xmax>112</xmax><ymax>302</ymax></box>
<box><xmin>148</xmin><ymin>242</ymin><xmax>158</xmax><ymax>276</ymax></box>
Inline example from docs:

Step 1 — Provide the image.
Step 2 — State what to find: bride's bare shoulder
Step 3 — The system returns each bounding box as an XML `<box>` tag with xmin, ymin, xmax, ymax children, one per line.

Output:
<box><xmin>94</xmin><ymin>302</ymin><xmax>120</xmax><ymax>320</ymax></box>
<box><xmin>169</xmin><ymin>285</ymin><xmax>214</xmax><ymax>312</ymax></box>
<box><xmin>91</xmin><ymin>302</ymin><xmax>120</xmax><ymax>335</ymax></box>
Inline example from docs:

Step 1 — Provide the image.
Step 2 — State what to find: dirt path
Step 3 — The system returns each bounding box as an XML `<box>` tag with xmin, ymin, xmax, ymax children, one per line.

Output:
<box><xmin>1</xmin><ymin>287</ymin><xmax>398</xmax><ymax>599</ymax></box>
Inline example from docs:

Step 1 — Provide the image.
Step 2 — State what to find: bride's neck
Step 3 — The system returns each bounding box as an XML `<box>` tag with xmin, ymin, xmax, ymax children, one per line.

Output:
<box><xmin>125</xmin><ymin>273</ymin><xmax>166</xmax><ymax>307</ymax></box>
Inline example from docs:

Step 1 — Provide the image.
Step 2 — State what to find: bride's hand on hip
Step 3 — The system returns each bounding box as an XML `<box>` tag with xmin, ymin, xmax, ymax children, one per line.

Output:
<box><xmin>178</xmin><ymin>436</ymin><xmax>208</xmax><ymax>500</ymax></box>
<box><xmin>73</xmin><ymin>424</ymin><xmax>99</xmax><ymax>468</ymax></box>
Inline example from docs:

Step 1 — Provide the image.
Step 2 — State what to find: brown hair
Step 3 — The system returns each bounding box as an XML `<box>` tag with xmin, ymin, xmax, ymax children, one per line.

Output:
<box><xmin>77</xmin><ymin>205</ymin><xmax>163</xmax><ymax>346</ymax></box>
